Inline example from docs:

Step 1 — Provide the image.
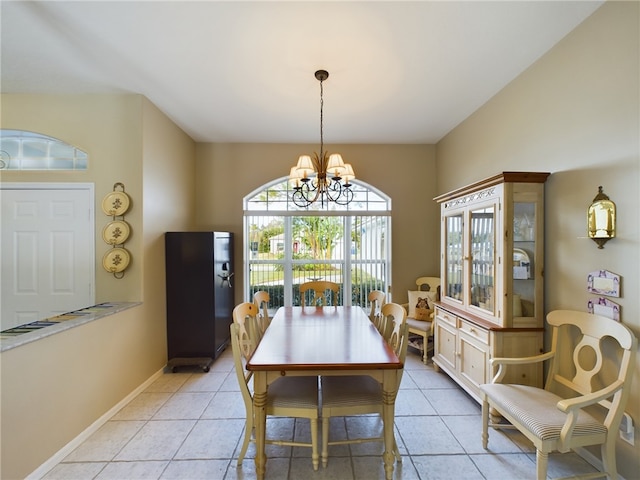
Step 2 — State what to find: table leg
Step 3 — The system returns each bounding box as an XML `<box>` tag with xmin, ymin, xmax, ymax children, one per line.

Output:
<box><xmin>253</xmin><ymin>372</ymin><xmax>268</xmax><ymax>480</ymax></box>
<box><xmin>381</xmin><ymin>370</ymin><xmax>397</xmax><ymax>480</ymax></box>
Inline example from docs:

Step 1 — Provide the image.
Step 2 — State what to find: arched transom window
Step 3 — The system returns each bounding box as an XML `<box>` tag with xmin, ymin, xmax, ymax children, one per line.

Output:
<box><xmin>0</xmin><ymin>130</ymin><xmax>88</xmax><ymax>170</ymax></box>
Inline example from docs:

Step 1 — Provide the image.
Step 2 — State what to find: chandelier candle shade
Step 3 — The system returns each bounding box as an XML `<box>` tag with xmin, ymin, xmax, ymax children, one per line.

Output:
<box><xmin>289</xmin><ymin>70</ymin><xmax>355</xmax><ymax>208</ymax></box>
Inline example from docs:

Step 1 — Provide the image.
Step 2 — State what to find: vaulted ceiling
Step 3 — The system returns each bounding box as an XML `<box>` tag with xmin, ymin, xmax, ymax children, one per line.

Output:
<box><xmin>1</xmin><ymin>1</ymin><xmax>603</xmax><ymax>144</ymax></box>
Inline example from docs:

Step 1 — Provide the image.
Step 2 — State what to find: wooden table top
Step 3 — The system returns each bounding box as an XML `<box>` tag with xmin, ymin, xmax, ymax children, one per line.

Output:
<box><xmin>246</xmin><ymin>306</ymin><xmax>402</xmax><ymax>372</ymax></box>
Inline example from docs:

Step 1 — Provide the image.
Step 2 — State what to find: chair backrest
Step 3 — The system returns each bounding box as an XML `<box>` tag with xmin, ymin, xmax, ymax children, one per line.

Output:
<box><xmin>299</xmin><ymin>280</ymin><xmax>340</xmax><ymax>306</ymax></box>
<box><xmin>416</xmin><ymin>276</ymin><xmax>441</xmax><ymax>299</ymax></box>
<box><xmin>368</xmin><ymin>290</ymin><xmax>386</xmax><ymax>324</ymax></box>
<box><xmin>232</xmin><ymin>302</ymin><xmax>261</xmax><ymax>354</ymax></box>
<box><xmin>545</xmin><ymin>310</ymin><xmax>637</xmax><ymax>428</ymax></box>
<box><xmin>230</xmin><ymin>322</ymin><xmax>254</xmax><ymax>415</ymax></box>
<box><xmin>253</xmin><ymin>290</ymin><xmax>271</xmax><ymax>334</ymax></box>
<box><xmin>381</xmin><ymin>302</ymin><xmax>409</xmax><ymax>389</ymax></box>
<box><xmin>381</xmin><ymin>302</ymin><xmax>408</xmax><ymax>361</ymax></box>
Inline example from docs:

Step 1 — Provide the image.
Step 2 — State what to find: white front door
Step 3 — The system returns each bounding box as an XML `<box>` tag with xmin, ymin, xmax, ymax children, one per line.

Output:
<box><xmin>1</xmin><ymin>183</ymin><xmax>95</xmax><ymax>330</ymax></box>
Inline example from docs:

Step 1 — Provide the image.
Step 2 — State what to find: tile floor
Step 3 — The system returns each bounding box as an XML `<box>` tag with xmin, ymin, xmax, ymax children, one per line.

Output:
<box><xmin>41</xmin><ymin>348</ymin><xmax>599</xmax><ymax>480</ymax></box>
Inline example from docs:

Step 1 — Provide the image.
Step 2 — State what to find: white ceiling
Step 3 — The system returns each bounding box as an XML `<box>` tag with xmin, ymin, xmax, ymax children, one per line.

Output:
<box><xmin>1</xmin><ymin>1</ymin><xmax>603</xmax><ymax>144</ymax></box>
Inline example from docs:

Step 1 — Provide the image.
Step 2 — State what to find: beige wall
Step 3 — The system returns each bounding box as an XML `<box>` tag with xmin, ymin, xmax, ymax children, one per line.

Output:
<box><xmin>0</xmin><ymin>95</ymin><xmax>196</xmax><ymax>479</ymax></box>
<box><xmin>437</xmin><ymin>2</ymin><xmax>639</xmax><ymax>476</ymax></box>
<box><xmin>0</xmin><ymin>94</ymin><xmax>144</xmax><ymax>302</ymax></box>
<box><xmin>195</xmin><ymin>142</ymin><xmax>440</xmax><ymax>303</ymax></box>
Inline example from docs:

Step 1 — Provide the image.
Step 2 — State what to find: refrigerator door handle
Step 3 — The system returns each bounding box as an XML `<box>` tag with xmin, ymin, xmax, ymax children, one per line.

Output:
<box><xmin>218</xmin><ymin>271</ymin><xmax>234</xmax><ymax>288</ymax></box>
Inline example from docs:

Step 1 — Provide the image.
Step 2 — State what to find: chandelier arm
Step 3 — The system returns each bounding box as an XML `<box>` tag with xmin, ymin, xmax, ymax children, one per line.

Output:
<box><xmin>292</xmin><ymin>180</ymin><xmax>321</xmax><ymax>207</ymax></box>
<box><xmin>323</xmin><ymin>179</ymin><xmax>353</xmax><ymax>205</ymax></box>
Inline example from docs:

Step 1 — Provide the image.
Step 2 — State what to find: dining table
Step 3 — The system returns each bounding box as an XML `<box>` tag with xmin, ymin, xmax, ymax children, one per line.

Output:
<box><xmin>246</xmin><ymin>305</ymin><xmax>403</xmax><ymax>480</ymax></box>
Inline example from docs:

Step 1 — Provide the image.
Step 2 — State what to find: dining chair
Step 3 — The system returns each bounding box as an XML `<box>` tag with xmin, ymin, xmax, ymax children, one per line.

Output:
<box><xmin>299</xmin><ymin>280</ymin><xmax>340</xmax><ymax>306</ymax></box>
<box><xmin>368</xmin><ymin>290</ymin><xmax>386</xmax><ymax>334</ymax></box>
<box><xmin>232</xmin><ymin>302</ymin><xmax>262</xmax><ymax>346</ymax></box>
<box><xmin>320</xmin><ymin>302</ymin><xmax>408</xmax><ymax>467</ymax></box>
<box><xmin>480</xmin><ymin>310</ymin><xmax>637</xmax><ymax>480</ymax></box>
<box><xmin>230</xmin><ymin>304</ymin><xmax>321</xmax><ymax>470</ymax></box>
<box><xmin>403</xmin><ymin>276</ymin><xmax>440</xmax><ymax>364</ymax></box>
<box><xmin>253</xmin><ymin>290</ymin><xmax>271</xmax><ymax>336</ymax></box>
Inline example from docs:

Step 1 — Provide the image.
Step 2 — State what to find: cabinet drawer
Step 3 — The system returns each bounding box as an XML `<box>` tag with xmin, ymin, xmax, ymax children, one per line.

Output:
<box><xmin>435</xmin><ymin>308</ymin><xmax>457</xmax><ymax>328</ymax></box>
<box><xmin>458</xmin><ymin>319</ymin><xmax>489</xmax><ymax>345</ymax></box>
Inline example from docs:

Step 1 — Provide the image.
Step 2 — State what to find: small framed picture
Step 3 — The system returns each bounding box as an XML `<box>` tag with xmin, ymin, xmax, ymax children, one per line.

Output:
<box><xmin>587</xmin><ymin>297</ymin><xmax>620</xmax><ymax>322</ymax></box>
<box><xmin>587</xmin><ymin>270</ymin><xmax>620</xmax><ymax>298</ymax></box>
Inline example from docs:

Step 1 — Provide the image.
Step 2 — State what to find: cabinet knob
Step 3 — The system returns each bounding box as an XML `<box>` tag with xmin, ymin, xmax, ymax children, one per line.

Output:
<box><xmin>469</xmin><ymin>328</ymin><xmax>476</xmax><ymax>334</ymax></box>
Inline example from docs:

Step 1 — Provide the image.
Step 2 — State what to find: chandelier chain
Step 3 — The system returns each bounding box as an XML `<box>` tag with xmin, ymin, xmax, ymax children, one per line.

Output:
<box><xmin>319</xmin><ymin>77</ymin><xmax>324</xmax><ymax>161</ymax></box>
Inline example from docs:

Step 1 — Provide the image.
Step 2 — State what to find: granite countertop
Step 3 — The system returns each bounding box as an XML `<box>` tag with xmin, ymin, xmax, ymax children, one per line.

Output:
<box><xmin>0</xmin><ymin>302</ymin><xmax>141</xmax><ymax>353</ymax></box>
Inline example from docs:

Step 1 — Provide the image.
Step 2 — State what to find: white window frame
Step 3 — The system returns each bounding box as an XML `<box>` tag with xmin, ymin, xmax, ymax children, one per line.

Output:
<box><xmin>243</xmin><ymin>177</ymin><xmax>392</xmax><ymax>308</ymax></box>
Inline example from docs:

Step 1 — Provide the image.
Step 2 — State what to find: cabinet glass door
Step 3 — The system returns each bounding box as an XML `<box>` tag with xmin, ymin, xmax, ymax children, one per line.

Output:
<box><xmin>444</xmin><ymin>213</ymin><xmax>463</xmax><ymax>302</ymax></box>
<box><xmin>469</xmin><ymin>206</ymin><xmax>495</xmax><ymax>313</ymax></box>
<box><xmin>513</xmin><ymin>202</ymin><xmax>536</xmax><ymax>319</ymax></box>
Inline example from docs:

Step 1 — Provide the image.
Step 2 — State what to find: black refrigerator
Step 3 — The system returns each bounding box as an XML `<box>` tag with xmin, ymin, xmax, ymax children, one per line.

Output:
<box><xmin>165</xmin><ymin>231</ymin><xmax>234</xmax><ymax>372</ymax></box>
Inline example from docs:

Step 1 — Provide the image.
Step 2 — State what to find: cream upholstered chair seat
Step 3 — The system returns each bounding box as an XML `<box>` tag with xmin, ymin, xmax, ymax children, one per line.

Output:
<box><xmin>481</xmin><ymin>384</ymin><xmax>607</xmax><ymax>441</ymax></box>
<box><xmin>299</xmin><ymin>280</ymin><xmax>340</xmax><ymax>306</ymax></box>
<box><xmin>320</xmin><ymin>302</ymin><xmax>408</xmax><ymax>467</ymax></box>
<box><xmin>480</xmin><ymin>310</ymin><xmax>637</xmax><ymax>480</ymax></box>
<box><xmin>231</xmin><ymin>303</ymin><xmax>320</xmax><ymax>470</ymax></box>
<box><xmin>403</xmin><ymin>276</ymin><xmax>440</xmax><ymax>364</ymax></box>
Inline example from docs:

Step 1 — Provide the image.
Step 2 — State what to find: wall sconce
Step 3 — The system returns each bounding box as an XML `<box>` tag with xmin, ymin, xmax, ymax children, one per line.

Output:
<box><xmin>588</xmin><ymin>186</ymin><xmax>616</xmax><ymax>249</ymax></box>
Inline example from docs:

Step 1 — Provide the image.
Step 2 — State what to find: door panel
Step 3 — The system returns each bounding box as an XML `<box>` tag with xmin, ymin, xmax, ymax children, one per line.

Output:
<box><xmin>459</xmin><ymin>332</ymin><xmax>488</xmax><ymax>389</ymax></box>
<box><xmin>1</xmin><ymin>184</ymin><xmax>94</xmax><ymax>330</ymax></box>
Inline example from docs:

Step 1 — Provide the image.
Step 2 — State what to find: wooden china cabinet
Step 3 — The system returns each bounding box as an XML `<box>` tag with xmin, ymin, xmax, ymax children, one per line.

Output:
<box><xmin>432</xmin><ymin>172</ymin><xmax>549</xmax><ymax>403</ymax></box>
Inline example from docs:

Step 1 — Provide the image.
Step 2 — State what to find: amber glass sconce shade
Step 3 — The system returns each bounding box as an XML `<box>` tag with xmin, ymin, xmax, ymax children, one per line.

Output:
<box><xmin>588</xmin><ymin>186</ymin><xmax>616</xmax><ymax>249</ymax></box>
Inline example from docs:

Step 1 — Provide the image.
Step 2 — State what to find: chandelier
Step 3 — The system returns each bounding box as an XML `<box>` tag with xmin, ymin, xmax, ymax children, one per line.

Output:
<box><xmin>289</xmin><ymin>70</ymin><xmax>355</xmax><ymax>208</ymax></box>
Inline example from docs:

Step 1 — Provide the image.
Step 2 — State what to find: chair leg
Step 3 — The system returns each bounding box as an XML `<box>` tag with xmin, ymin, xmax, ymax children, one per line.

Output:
<box><xmin>481</xmin><ymin>399</ymin><xmax>489</xmax><ymax>449</ymax></box>
<box><xmin>536</xmin><ymin>449</ymin><xmax>548</xmax><ymax>480</ymax></box>
<box><xmin>601</xmin><ymin>437</ymin><xmax>618</xmax><ymax>479</ymax></box>
<box><xmin>321</xmin><ymin>416</ymin><xmax>329</xmax><ymax>468</ymax></box>
<box><xmin>422</xmin><ymin>333</ymin><xmax>428</xmax><ymax>364</ymax></box>
<box><xmin>310</xmin><ymin>417</ymin><xmax>319</xmax><ymax>471</ymax></box>
<box><xmin>393</xmin><ymin>436</ymin><xmax>402</xmax><ymax>462</ymax></box>
<box><xmin>237</xmin><ymin>419</ymin><xmax>253</xmax><ymax>466</ymax></box>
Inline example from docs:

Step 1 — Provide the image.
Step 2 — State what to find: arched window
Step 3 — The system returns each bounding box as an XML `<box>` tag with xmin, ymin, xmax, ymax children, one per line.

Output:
<box><xmin>244</xmin><ymin>177</ymin><xmax>391</xmax><ymax>310</ymax></box>
<box><xmin>0</xmin><ymin>130</ymin><xmax>88</xmax><ymax>170</ymax></box>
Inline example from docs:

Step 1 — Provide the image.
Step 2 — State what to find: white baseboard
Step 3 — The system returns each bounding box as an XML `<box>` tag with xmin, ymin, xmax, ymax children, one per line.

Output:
<box><xmin>26</xmin><ymin>367</ymin><xmax>166</xmax><ymax>480</ymax></box>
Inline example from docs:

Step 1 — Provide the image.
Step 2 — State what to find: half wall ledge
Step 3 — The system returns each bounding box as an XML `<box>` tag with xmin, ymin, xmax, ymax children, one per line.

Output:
<box><xmin>0</xmin><ymin>302</ymin><xmax>141</xmax><ymax>353</ymax></box>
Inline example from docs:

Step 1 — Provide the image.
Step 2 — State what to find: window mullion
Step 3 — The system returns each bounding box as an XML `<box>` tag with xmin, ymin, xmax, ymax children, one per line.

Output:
<box><xmin>283</xmin><ymin>217</ymin><xmax>293</xmax><ymax>306</ymax></box>
<box><xmin>343</xmin><ymin>216</ymin><xmax>352</xmax><ymax>306</ymax></box>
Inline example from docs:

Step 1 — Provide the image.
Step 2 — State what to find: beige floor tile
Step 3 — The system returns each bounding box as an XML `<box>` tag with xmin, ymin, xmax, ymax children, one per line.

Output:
<box><xmin>41</xmin><ymin>462</ymin><xmax>107</xmax><ymax>479</ymax></box>
<box><xmin>175</xmin><ymin>418</ymin><xmax>245</xmax><ymax>460</ymax></box>
<box><xmin>64</xmin><ymin>420</ymin><xmax>146</xmax><ymax>462</ymax></box>
<box><xmin>395</xmin><ymin>416</ymin><xmax>465</xmax><ymax>455</ymax></box>
<box><xmin>111</xmin><ymin>392</ymin><xmax>173</xmax><ymax>421</ymax></box>
<box><xmin>180</xmin><ymin>371</ymin><xmax>229</xmax><ymax>392</ymax></box>
<box><xmin>469</xmin><ymin>452</ymin><xmax>537</xmax><ymax>479</ymax></box>
<box><xmin>114</xmin><ymin>419</ymin><xmax>196</xmax><ymax>461</ymax></box>
<box><xmin>202</xmin><ymin>390</ymin><xmax>247</xmax><ymax>419</ymax></box>
<box><xmin>94</xmin><ymin>460</ymin><xmax>168</xmax><ymax>479</ymax></box>
<box><xmin>152</xmin><ymin>391</ymin><xmax>214</xmax><ymax>420</ymax></box>
<box><xmin>160</xmin><ymin>459</ymin><xmax>230</xmax><ymax>479</ymax></box>
<box><xmin>411</xmin><ymin>454</ymin><xmax>484</xmax><ymax>479</ymax></box>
